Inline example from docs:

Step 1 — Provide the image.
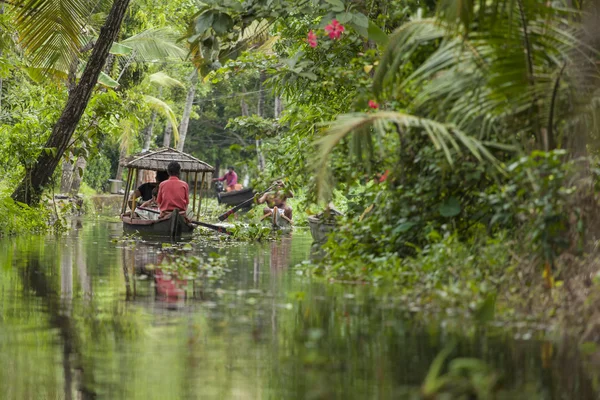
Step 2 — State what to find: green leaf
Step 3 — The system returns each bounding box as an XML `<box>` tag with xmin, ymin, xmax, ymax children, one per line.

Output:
<box><xmin>325</xmin><ymin>0</ymin><xmax>344</xmax><ymax>12</ymax></box>
<box><xmin>367</xmin><ymin>21</ymin><xmax>388</xmax><ymax>46</ymax></box>
<box><xmin>392</xmin><ymin>222</ymin><xmax>415</xmax><ymax>234</ymax></box>
<box><xmin>195</xmin><ymin>11</ymin><xmax>215</xmax><ymax>36</ymax></box>
<box><xmin>439</xmin><ymin>197</ymin><xmax>461</xmax><ymax>217</ymax></box>
<box><xmin>337</xmin><ymin>12</ymin><xmax>352</xmax><ymax>24</ymax></box>
<box><xmin>110</xmin><ymin>42</ymin><xmax>133</xmax><ymax>56</ymax></box>
<box><xmin>352</xmin><ymin>12</ymin><xmax>369</xmax><ymax>28</ymax></box>
<box><xmin>299</xmin><ymin>72</ymin><xmax>318</xmax><ymax>81</ymax></box>
<box><xmin>212</xmin><ymin>13</ymin><xmax>234</xmax><ymax>35</ymax></box>
<box><xmin>98</xmin><ymin>71</ymin><xmax>119</xmax><ymax>88</ymax></box>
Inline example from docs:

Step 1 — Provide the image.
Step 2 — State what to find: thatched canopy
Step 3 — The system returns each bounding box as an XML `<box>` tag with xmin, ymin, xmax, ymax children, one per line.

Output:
<box><xmin>121</xmin><ymin>147</ymin><xmax>214</xmax><ymax>172</ymax></box>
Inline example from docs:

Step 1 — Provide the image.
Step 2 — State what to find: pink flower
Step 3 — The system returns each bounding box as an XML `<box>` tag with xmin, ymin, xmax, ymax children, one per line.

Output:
<box><xmin>324</xmin><ymin>19</ymin><xmax>345</xmax><ymax>40</ymax></box>
<box><xmin>368</xmin><ymin>100</ymin><xmax>379</xmax><ymax>109</ymax></box>
<box><xmin>307</xmin><ymin>30</ymin><xmax>318</xmax><ymax>48</ymax></box>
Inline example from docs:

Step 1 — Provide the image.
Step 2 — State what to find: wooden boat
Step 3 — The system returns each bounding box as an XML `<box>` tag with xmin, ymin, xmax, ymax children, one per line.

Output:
<box><xmin>308</xmin><ymin>208</ymin><xmax>343</xmax><ymax>244</ymax></box>
<box><xmin>119</xmin><ymin>147</ymin><xmax>214</xmax><ymax>238</ymax></box>
<box><xmin>272</xmin><ymin>207</ymin><xmax>292</xmax><ymax>230</ymax></box>
<box><xmin>122</xmin><ymin>210</ymin><xmax>194</xmax><ymax>238</ymax></box>
<box><xmin>217</xmin><ymin>187</ymin><xmax>255</xmax><ymax>207</ymax></box>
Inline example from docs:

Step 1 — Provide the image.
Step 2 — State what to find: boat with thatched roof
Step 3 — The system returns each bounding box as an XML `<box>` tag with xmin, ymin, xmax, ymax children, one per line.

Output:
<box><xmin>119</xmin><ymin>147</ymin><xmax>215</xmax><ymax>238</ymax></box>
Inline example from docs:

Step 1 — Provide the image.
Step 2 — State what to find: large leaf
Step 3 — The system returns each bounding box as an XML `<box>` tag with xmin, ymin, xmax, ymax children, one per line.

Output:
<box><xmin>121</xmin><ymin>28</ymin><xmax>187</xmax><ymax>61</ymax></box>
<box><xmin>110</xmin><ymin>42</ymin><xmax>133</xmax><ymax>56</ymax></box>
<box><xmin>314</xmin><ymin>111</ymin><xmax>498</xmax><ymax>201</ymax></box>
<box><xmin>143</xmin><ymin>95</ymin><xmax>180</xmax><ymax>147</ymax></box>
<box><xmin>13</xmin><ymin>0</ymin><xmax>91</xmax><ymax>73</ymax></box>
<box><xmin>98</xmin><ymin>71</ymin><xmax>119</xmax><ymax>88</ymax></box>
<box><xmin>149</xmin><ymin>72</ymin><xmax>185</xmax><ymax>88</ymax></box>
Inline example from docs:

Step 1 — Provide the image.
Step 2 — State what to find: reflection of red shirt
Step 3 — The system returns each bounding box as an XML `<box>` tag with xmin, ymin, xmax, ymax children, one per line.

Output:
<box><xmin>216</xmin><ymin>171</ymin><xmax>238</xmax><ymax>187</ymax></box>
<box><xmin>157</xmin><ymin>176</ymin><xmax>189</xmax><ymax>212</ymax></box>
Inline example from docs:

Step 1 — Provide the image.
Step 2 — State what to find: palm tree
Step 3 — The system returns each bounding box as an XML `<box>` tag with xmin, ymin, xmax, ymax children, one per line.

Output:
<box><xmin>315</xmin><ymin>0</ymin><xmax>600</xmax><ymax>198</ymax></box>
<box><xmin>11</xmin><ymin>0</ymin><xmax>132</xmax><ymax>204</ymax></box>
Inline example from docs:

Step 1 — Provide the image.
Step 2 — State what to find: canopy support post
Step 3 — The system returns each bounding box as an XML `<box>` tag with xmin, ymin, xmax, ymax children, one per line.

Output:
<box><xmin>130</xmin><ymin>168</ymin><xmax>138</xmax><ymax>219</ymax></box>
<box><xmin>192</xmin><ymin>171</ymin><xmax>198</xmax><ymax>218</ymax></box>
<box><xmin>198</xmin><ymin>172</ymin><xmax>206</xmax><ymax>219</ymax></box>
<box><xmin>121</xmin><ymin>169</ymin><xmax>133</xmax><ymax>215</ymax></box>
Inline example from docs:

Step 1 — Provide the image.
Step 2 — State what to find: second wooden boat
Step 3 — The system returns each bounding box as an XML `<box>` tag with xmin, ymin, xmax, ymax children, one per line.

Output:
<box><xmin>217</xmin><ymin>187</ymin><xmax>255</xmax><ymax>207</ymax></box>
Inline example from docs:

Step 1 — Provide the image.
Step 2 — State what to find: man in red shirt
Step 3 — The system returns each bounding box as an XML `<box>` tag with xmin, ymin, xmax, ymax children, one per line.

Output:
<box><xmin>212</xmin><ymin>166</ymin><xmax>242</xmax><ymax>192</ymax></box>
<box><xmin>157</xmin><ymin>161</ymin><xmax>189</xmax><ymax>218</ymax></box>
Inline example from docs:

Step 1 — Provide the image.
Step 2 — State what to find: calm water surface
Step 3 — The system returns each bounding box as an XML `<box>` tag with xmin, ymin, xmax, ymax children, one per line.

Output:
<box><xmin>0</xmin><ymin>220</ymin><xmax>597</xmax><ymax>399</ymax></box>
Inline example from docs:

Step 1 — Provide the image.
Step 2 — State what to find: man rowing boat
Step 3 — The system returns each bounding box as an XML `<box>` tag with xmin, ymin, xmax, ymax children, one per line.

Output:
<box><xmin>212</xmin><ymin>166</ymin><xmax>243</xmax><ymax>192</ymax></box>
<box><xmin>256</xmin><ymin>181</ymin><xmax>294</xmax><ymax>222</ymax></box>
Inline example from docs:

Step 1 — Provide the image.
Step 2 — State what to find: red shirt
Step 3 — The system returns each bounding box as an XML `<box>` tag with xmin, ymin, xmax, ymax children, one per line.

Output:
<box><xmin>157</xmin><ymin>176</ymin><xmax>189</xmax><ymax>212</ymax></box>
<box><xmin>217</xmin><ymin>171</ymin><xmax>238</xmax><ymax>187</ymax></box>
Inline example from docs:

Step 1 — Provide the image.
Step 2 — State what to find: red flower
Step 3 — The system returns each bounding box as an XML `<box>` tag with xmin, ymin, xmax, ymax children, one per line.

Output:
<box><xmin>325</xmin><ymin>19</ymin><xmax>345</xmax><ymax>40</ymax></box>
<box><xmin>307</xmin><ymin>30</ymin><xmax>318</xmax><ymax>48</ymax></box>
<box><xmin>368</xmin><ymin>100</ymin><xmax>379</xmax><ymax>109</ymax></box>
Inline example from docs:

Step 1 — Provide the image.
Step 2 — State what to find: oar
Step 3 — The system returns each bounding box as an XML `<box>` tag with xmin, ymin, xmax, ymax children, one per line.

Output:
<box><xmin>137</xmin><ymin>207</ymin><xmax>232</xmax><ymax>236</ymax></box>
<box><xmin>217</xmin><ymin>183</ymin><xmax>277</xmax><ymax>221</ymax></box>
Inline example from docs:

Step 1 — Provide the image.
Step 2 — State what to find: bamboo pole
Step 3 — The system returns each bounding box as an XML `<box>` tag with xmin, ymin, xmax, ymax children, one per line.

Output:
<box><xmin>198</xmin><ymin>172</ymin><xmax>206</xmax><ymax>219</ymax></box>
<box><xmin>192</xmin><ymin>171</ymin><xmax>198</xmax><ymax>218</ymax></box>
<box><xmin>131</xmin><ymin>168</ymin><xmax>138</xmax><ymax>218</ymax></box>
<box><xmin>121</xmin><ymin>168</ymin><xmax>133</xmax><ymax>214</ymax></box>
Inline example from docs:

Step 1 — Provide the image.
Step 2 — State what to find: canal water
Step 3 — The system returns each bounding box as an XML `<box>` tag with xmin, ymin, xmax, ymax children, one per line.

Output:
<box><xmin>0</xmin><ymin>220</ymin><xmax>597</xmax><ymax>399</ymax></box>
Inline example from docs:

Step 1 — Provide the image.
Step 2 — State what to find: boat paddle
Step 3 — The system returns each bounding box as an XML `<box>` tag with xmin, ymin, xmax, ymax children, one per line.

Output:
<box><xmin>217</xmin><ymin>181</ymin><xmax>280</xmax><ymax>221</ymax></box>
<box><xmin>136</xmin><ymin>207</ymin><xmax>232</xmax><ymax>236</ymax></box>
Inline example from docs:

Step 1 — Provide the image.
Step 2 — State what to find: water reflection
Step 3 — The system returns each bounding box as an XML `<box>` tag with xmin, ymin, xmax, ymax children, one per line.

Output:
<box><xmin>0</xmin><ymin>222</ymin><xmax>598</xmax><ymax>399</ymax></box>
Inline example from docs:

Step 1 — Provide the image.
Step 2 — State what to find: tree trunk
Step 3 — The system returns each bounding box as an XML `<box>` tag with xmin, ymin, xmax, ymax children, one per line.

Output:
<box><xmin>12</xmin><ymin>0</ymin><xmax>132</xmax><ymax>205</ymax></box>
<box><xmin>256</xmin><ymin>70</ymin><xmax>266</xmax><ymax>116</ymax></box>
<box><xmin>256</xmin><ymin>72</ymin><xmax>266</xmax><ymax>171</ymax></box>
<box><xmin>114</xmin><ymin>146</ymin><xmax>126</xmax><ymax>181</ymax></box>
<box><xmin>274</xmin><ymin>96</ymin><xmax>283</xmax><ymax>118</ymax></box>
<box><xmin>142</xmin><ymin>87</ymin><xmax>161</xmax><ymax>151</ymax></box>
<box><xmin>70</xmin><ymin>155</ymin><xmax>87</xmax><ymax>193</ymax></box>
<box><xmin>60</xmin><ymin>160</ymin><xmax>74</xmax><ymax>193</ymax></box>
<box><xmin>241</xmin><ymin>86</ymin><xmax>249</xmax><ymax>116</ymax></box>
<box><xmin>163</xmin><ymin>120</ymin><xmax>172</xmax><ymax>147</ymax></box>
<box><xmin>177</xmin><ymin>69</ymin><xmax>198</xmax><ymax>152</ymax></box>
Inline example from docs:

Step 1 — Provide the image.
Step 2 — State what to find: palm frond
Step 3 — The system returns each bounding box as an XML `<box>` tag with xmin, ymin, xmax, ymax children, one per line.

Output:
<box><xmin>121</xmin><ymin>28</ymin><xmax>187</xmax><ymax>61</ymax></box>
<box><xmin>13</xmin><ymin>0</ymin><xmax>91</xmax><ymax>72</ymax></box>
<box><xmin>143</xmin><ymin>95</ymin><xmax>180</xmax><ymax>147</ymax></box>
<box><xmin>149</xmin><ymin>72</ymin><xmax>185</xmax><ymax>88</ymax></box>
<box><xmin>314</xmin><ymin>111</ymin><xmax>498</xmax><ymax>201</ymax></box>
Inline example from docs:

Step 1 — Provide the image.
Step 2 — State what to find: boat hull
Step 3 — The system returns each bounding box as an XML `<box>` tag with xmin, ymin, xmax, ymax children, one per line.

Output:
<box><xmin>308</xmin><ymin>216</ymin><xmax>336</xmax><ymax>244</ymax></box>
<box><xmin>217</xmin><ymin>188</ymin><xmax>255</xmax><ymax>207</ymax></box>
<box><xmin>122</xmin><ymin>212</ymin><xmax>194</xmax><ymax>238</ymax></box>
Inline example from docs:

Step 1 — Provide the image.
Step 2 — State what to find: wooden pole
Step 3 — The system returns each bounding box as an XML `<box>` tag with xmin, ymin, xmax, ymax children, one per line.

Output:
<box><xmin>121</xmin><ymin>168</ymin><xmax>133</xmax><ymax>214</ymax></box>
<box><xmin>193</xmin><ymin>171</ymin><xmax>198</xmax><ymax>218</ymax></box>
<box><xmin>198</xmin><ymin>172</ymin><xmax>206</xmax><ymax>219</ymax></box>
<box><xmin>130</xmin><ymin>168</ymin><xmax>138</xmax><ymax>218</ymax></box>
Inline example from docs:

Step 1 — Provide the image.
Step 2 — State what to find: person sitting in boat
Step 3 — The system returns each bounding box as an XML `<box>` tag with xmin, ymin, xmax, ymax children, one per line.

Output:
<box><xmin>129</xmin><ymin>170</ymin><xmax>169</xmax><ymax>204</ymax></box>
<box><xmin>157</xmin><ymin>161</ymin><xmax>189</xmax><ymax>219</ymax></box>
<box><xmin>136</xmin><ymin>187</ymin><xmax>160</xmax><ymax>220</ymax></box>
<box><xmin>257</xmin><ymin>181</ymin><xmax>294</xmax><ymax>222</ymax></box>
<box><xmin>212</xmin><ymin>166</ymin><xmax>243</xmax><ymax>192</ymax></box>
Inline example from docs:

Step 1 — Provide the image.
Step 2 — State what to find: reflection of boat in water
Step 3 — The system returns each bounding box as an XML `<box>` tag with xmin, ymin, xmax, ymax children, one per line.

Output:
<box><xmin>122</xmin><ymin>210</ymin><xmax>194</xmax><ymax>238</ymax></box>
<box><xmin>217</xmin><ymin>187</ymin><xmax>255</xmax><ymax>207</ymax></box>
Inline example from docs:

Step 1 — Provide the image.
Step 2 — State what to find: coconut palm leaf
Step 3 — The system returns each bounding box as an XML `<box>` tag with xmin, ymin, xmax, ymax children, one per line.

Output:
<box><xmin>373</xmin><ymin>2</ymin><xmax>599</xmax><ymax>149</ymax></box>
<box><xmin>12</xmin><ymin>0</ymin><xmax>91</xmax><ymax>72</ymax></box>
<box><xmin>143</xmin><ymin>95</ymin><xmax>180</xmax><ymax>147</ymax></box>
<box><xmin>314</xmin><ymin>111</ymin><xmax>497</xmax><ymax>201</ymax></box>
<box><xmin>148</xmin><ymin>72</ymin><xmax>185</xmax><ymax>88</ymax></box>
<box><xmin>121</xmin><ymin>28</ymin><xmax>187</xmax><ymax>61</ymax></box>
